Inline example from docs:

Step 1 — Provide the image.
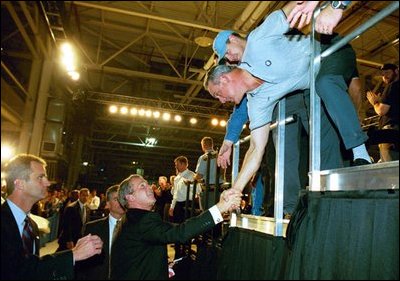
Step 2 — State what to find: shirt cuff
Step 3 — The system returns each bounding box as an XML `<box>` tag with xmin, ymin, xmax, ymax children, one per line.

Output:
<box><xmin>209</xmin><ymin>205</ymin><xmax>223</xmax><ymax>224</ymax></box>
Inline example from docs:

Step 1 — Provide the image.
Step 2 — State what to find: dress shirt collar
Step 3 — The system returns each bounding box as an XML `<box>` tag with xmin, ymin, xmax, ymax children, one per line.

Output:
<box><xmin>6</xmin><ymin>199</ymin><xmax>30</xmax><ymax>233</ymax></box>
<box><xmin>109</xmin><ymin>214</ymin><xmax>120</xmax><ymax>226</ymax></box>
<box><xmin>78</xmin><ymin>200</ymin><xmax>85</xmax><ymax>209</ymax></box>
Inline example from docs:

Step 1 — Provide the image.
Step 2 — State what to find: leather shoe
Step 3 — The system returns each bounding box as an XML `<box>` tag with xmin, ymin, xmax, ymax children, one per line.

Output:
<box><xmin>351</xmin><ymin>158</ymin><xmax>371</xmax><ymax>166</ymax></box>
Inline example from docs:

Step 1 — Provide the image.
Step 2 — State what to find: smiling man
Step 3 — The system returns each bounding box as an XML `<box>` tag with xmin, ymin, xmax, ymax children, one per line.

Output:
<box><xmin>110</xmin><ymin>174</ymin><xmax>241</xmax><ymax>280</ymax></box>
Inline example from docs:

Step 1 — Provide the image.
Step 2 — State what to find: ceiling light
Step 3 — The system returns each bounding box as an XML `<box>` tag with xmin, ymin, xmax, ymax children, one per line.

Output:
<box><xmin>194</xmin><ymin>36</ymin><xmax>213</xmax><ymax>47</ymax></box>
<box><xmin>174</xmin><ymin>115</ymin><xmax>182</xmax><ymax>122</ymax></box>
<box><xmin>162</xmin><ymin>112</ymin><xmax>171</xmax><ymax>121</ymax></box>
<box><xmin>120</xmin><ymin>106</ymin><xmax>128</xmax><ymax>114</ymax></box>
<box><xmin>130</xmin><ymin>108</ymin><xmax>138</xmax><ymax>115</ymax></box>
<box><xmin>220</xmin><ymin>120</ymin><xmax>227</xmax><ymax>127</ymax></box>
<box><xmin>190</xmin><ymin>118</ymin><xmax>197</xmax><ymax>124</ymax></box>
<box><xmin>70</xmin><ymin>71</ymin><xmax>80</xmax><ymax>81</ymax></box>
<box><xmin>153</xmin><ymin>111</ymin><xmax>160</xmax><ymax>118</ymax></box>
<box><xmin>211</xmin><ymin>118</ymin><xmax>219</xmax><ymax>126</ymax></box>
<box><xmin>1</xmin><ymin>144</ymin><xmax>14</xmax><ymax>162</ymax></box>
<box><xmin>109</xmin><ymin>105</ymin><xmax>118</xmax><ymax>113</ymax></box>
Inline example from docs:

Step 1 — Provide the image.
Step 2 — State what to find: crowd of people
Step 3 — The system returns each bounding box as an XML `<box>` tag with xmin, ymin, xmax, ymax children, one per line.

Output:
<box><xmin>1</xmin><ymin>1</ymin><xmax>398</xmax><ymax>280</ymax></box>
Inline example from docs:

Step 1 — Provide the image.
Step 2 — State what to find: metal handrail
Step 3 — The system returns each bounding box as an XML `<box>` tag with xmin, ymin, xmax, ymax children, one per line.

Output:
<box><xmin>309</xmin><ymin>1</ymin><xmax>399</xmax><ymax>190</ymax></box>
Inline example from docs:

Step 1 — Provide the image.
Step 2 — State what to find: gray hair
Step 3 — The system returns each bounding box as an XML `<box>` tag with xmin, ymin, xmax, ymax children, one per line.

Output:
<box><xmin>106</xmin><ymin>184</ymin><xmax>119</xmax><ymax>202</ymax></box>
<box><xmin>4</xmin><ymin>154</ymin><xmax>47</xmax><ymax>196</ymax></box>
<box><xmin>118</xmin><ymin>174</ymin><xmax>143</xmax><ymax>208</ymax></box>
<box><xmin>204</xmin><ymin>64</ymin><xmax>236</xmax><ymax>91</ymax></box>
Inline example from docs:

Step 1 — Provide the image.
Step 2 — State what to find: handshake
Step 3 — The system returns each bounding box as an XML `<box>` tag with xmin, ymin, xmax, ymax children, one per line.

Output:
<box><xmin>216</xmin><ymin>188</ymin><xmax>243</xmax><ymax>214</ymax></box>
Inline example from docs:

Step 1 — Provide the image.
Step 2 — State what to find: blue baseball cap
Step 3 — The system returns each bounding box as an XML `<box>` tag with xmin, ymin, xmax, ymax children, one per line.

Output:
<box><xmin>213</xmin><ymin>30</ymin><xmax>234</xmax><ymax>63</ymax></box>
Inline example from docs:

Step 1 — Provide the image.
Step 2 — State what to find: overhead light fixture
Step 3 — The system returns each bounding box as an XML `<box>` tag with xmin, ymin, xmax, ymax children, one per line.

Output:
<box><xmin>211</xmin><ymin>118</ymin><xmax>219</xmax><ymax>126</ymax></box>
<box><xmin>195</xmin><ymin>36</ymin><xmax>213</xmax><ymax>47</ymax></box>
<box><xmin>109</xmin><ymin>105</ymin><xmax>118</xmax><ymax>113</ymax></box>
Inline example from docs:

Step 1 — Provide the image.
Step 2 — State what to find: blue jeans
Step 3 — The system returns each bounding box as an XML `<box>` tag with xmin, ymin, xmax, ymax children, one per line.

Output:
<box><xmin>251</xmin><ymin>175</ymin><xmax>264</xmax><ymax>216</ymax></box>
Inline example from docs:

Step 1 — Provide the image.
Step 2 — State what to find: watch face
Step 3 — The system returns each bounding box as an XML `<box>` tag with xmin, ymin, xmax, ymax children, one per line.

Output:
<box><xmin>332</xmin><ymin>1</ymin><xmax>346</xmax><ymax>9</ymax></box>
<box><xmin>332</xmin><ymin>1</ymin><xmax>340</xmax><ymax>9</ymax></box>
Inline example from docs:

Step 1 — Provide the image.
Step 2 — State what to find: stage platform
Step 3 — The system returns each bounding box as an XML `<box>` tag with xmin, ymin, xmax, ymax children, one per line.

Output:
<box><xmin>230</xmin><ymin>161</ymin><xmax>399</xmax><ymax>236</ymax></box>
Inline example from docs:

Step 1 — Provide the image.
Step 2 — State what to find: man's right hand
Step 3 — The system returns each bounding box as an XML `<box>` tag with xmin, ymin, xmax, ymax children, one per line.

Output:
<box><xmin>72</xmin><ymin>234</ymin><xmax>103</xmax><ymax>262</ymax></box>
<box><xmin>216</xmin><ymin>189</ymin><xmax>242</xmax><ymax>213</ymax></box>
<box><xmin>218</xmin><ymin>140</ymin><xmax>233</xmax><ymax>169</ymax></box>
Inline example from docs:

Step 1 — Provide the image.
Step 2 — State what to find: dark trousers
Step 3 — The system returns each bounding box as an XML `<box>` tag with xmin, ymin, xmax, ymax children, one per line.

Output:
<box><xmin>271</xmin><ymin>90</ymin><xmax>344</xmax><ymax>214</ymax></box>
<box><xmin>173</xmin><ymin>201</ymin><xmax>190</xmax><ymax>259</ymax></box>
<box><xmin>317</xmin><ymin>36</ymin><xmax>368</xmax><ymax>150</ymax></box>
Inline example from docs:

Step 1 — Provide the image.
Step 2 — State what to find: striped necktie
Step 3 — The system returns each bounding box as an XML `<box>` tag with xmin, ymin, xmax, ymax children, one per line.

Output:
<box><xmin>109</xmin><ymin>219</ymin><xmax>121</xmax><ymax>279</ymax></box>
<box><xmin>22</xmin><ymin>216</ymin><xmax>34</xmax><ymax>255</ymax></box>
<box><xmin>112</xmin><ymin>219</ymin><xmax>121</xmax><ymax>246</ymax></box>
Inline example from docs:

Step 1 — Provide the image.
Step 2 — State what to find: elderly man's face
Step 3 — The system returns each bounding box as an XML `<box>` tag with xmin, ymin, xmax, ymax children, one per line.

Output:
<box><xmin>208</xmin><ymin>75</ymin><xmax>242</xmax><ymax>105</ymax></box>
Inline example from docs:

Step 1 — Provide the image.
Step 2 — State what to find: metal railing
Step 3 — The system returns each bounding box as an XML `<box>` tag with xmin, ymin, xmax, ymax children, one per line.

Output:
<box><xmin>231</xmin><ymin>1</ymin><xmax>399</xmax><ymax>236</ymax></box>
<box><xmin>309</xmin><ymin>1</ymin><xmax>399</xmax><ymax>190</ymax></box>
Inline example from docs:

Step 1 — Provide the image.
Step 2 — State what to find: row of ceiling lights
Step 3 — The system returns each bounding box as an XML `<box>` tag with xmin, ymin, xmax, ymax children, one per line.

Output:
<box><xmin>108</xmin><ymin>105</ymin><xmax>229</xmax><ymax>127</ymax></box>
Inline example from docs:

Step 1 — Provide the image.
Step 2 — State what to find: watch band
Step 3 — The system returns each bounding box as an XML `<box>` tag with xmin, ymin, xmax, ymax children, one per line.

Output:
<box><xmin>331</xmin><ymin>1</ymin><xmax>350</xmax><ymax>10</ymax></box>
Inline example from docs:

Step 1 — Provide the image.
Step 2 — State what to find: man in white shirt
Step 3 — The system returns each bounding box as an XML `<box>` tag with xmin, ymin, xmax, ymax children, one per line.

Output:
<box><xmin>169</xmin><ymin>156</ymin><xmax>201</xmax><ymax>259</ymax></box>
<box><xmin>87</xmin><ymin>189</ymin><xmax>100</xmax><ymax>210</ymax></box>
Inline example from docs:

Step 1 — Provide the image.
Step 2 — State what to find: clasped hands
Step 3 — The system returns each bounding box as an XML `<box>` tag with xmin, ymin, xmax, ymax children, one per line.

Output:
<box><xmin>72</xmin><ymin>234</ymin><xmax>104</xmax><ymax>262</ymax></box>
<box><xmin>217</xmin><ymin>188</ymin><xmax>242</xmax><ymax>214</ymax></box>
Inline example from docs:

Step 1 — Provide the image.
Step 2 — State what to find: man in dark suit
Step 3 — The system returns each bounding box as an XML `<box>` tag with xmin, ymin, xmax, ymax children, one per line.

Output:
<box><xmin>1</xmin><ymin>154</ymin><xmax>103</xmax><ymax>280</ymax></box>
<box><xmin>57</xmin><ymin>188</ymin><xmax>90</xmax><ymax>251</ymax></box>
<box><xmin>76</xmin><ymin>184</ymin><xmax>126</xmax><ymax>280</ymax></box>
<box><xmin>110</xmin><ymin>174</ymin><xmax>241</xmax><ymax>280</ymax></box>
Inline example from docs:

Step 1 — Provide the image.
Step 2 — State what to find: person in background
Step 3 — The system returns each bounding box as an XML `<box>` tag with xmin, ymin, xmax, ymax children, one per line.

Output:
<box><xmin>1</xmin><ymin>154</ymin><xmax>103</xmax><ymax>280</ymax></box>
<box><xmin>110</xmin><ymin>174</ymin><xmax>241</xmax><ymax>280</ymax></box>
<box><xmin>195</xmin><ymin>137</ymin><xmax>224</xmax><ymax>209</ymax></box>
<box><xmin>57</xmin><ymin>188</ymin><xmax>90</xmax><ymax>251</ymax></box>
<box><xmin>76</xmin><ymin>184</ymin><xmax>126</xmax><ymax>280</ymax></box>
<box><xmin>367</xmin><ymin>63</ymin><xmax>399</xmax><ymax>162</ymax></box>
<box><xmin>157</xmin><ymin>176</ymin><xmax>173</xmax><ymax>222</ymax></box>
<box><xmin>169</xmin><ymin>156</ymin><xmax>201</xmax><ymax>259</ymax></box>
<box><xmin>87</xmin><ymin>189</ymin><xmax>100</xmax><ymax>211</ymax></box>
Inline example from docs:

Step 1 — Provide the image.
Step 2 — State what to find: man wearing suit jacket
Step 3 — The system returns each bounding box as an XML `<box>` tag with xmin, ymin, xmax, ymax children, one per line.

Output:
<box><xmin>57</xmin><ymin>188</ymin><xmax>90</xmax><ymax>251</ymax></box>
<box><xmin>1</xmin><ymin>154</ymin><xmax>103</xmax><ymax>280</ymax></box>
<box><xmin>110</xmin><ymin>174</ymin><xmax>241</xmax><ymax>280</ymax></box>
<box><xmin>76</xmin><ymin>185</ymin><xmax>126</xmax><ymax>280</ymax></box>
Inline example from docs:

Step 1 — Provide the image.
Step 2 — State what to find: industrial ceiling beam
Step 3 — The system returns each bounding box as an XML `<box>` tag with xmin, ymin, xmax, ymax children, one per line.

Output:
<box><xmin>70</xmin><ymin>1</ymin><xmax>225</xmax><ymax>33</ymax></box>
<box><xmin>85</xmin><ymin>64</ymin><xmax>204</xmax><ymax>86</ymax></box>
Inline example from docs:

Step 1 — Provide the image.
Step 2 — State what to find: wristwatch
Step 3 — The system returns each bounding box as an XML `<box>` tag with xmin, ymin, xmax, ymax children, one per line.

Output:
<box><xmin>331</xmin><ymin>1</ymin><xmax>350</xmax><ymax>10</ymax></box>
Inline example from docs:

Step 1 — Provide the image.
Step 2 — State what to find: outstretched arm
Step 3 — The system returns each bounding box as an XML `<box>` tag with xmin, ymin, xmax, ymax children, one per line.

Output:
<box><xmin>219</xmin><ymin>97</ymin><xmax>249</xmax><ymax>168</ymax></box>
<box><xmin>231</xmin><ymin>124</ymin><xmax>270</xmax><ymax>192</ymax></box>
